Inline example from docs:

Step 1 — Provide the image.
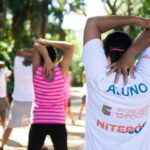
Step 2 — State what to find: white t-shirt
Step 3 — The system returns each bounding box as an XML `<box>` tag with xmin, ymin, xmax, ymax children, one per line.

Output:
<box><xmin>12</xmin><ymin>56</ymin><xmax>34</xmax><ymax>102</ymax></box>
<box><xmin>0</xmin><ymin>67</ymin><xmax>11</xmax><ymax>97</ymax></box>
<box><xmin>82</xmin><ymin>39</ymin><xmax>150</xmax><ymax>150</ymax></box>
<box><xmin>82</xmin><ymin>83</ymin><xmax>87</xmax><ymax>96</ymax></box>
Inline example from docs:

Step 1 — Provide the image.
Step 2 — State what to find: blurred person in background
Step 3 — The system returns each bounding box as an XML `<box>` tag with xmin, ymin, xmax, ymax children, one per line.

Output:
<box><xmin>0</xmin><ymin>61</ymin><xmax>11</xmax><ymax>130</ymax></box>
<box><xmin>64</xmin><ymin>70</ymin><xmax>75</xmax><ymax>125</ymax></box>
<box><xmin>0</xmin><ymin>48</ymin><xmax>34</xmax><ymax>150</ymax></box>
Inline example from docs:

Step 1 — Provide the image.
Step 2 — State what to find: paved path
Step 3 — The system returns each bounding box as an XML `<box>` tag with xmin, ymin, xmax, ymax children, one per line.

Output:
<box><xmin>0</xmin><ymin>87</ymin><xmax>85</xmax><ymax>150</ymax></box>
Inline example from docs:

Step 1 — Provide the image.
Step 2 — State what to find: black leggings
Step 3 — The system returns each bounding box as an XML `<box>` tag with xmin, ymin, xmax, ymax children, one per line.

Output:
<box><xmin>27</xmin><ymin>124</ymin><xmax>68</xmax><ymax>150</ymax></box>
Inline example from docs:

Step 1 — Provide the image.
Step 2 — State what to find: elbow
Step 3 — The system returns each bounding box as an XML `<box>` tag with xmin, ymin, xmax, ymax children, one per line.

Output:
<box><xmin>70</xmin><ymin>45</ymin><xmax>74</xmax><ymax>54</ymax></box>
<box><xmin>67</xmin><ymin>44</ymin><xmax>74</xmax><ymax>52</ymax></box>
<box><xmin>33</xmin><ymin>42</ymin><xmax>42</xmax><ymax>52</ymax></box>
<box><xmin>33</xmin><ymin>42</ymin><xmax>39</xmax><ymax>49</ymax></box>
<box><xmin>86</xmin><ymin>17</ymin><xmax>95</xmax><ymax>27</ymax></box>
<box><xmin>87</xmin><ymin>17</ymin><xmax>95</xmax><ymax>22</ymax></box>
<box><xmin>33</xmin><ymin>43</ymin><xmax>39</xmax><ymax>54</ymax></box>
<box><xmin>86</xmin><ymin>16</ymin><xmax>103</xmax><ymax>33</ymax></box>
<box><xmin>71</xmin><ymin>45</ymin><xmax>74</xmax><ymax>51</ymax></box>
<box><xmin>86</xmin><ymin>16</ymin><xmax>101</xmax><ymax>25</ymax></box>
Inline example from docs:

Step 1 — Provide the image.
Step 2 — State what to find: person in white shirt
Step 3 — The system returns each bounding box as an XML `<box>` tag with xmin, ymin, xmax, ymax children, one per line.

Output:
<box><xmin>82</xmin><ymin>16</ymin><xmax>150</xmax><ymax>150</ymax></box>
<box><xmin>0</xmin><ymin>48</ymin><xmax>34</xmax><ymax>150</ymax></box>
<box><xmin>0</xmin><ymin>61</ymin><xmax>11</xmax><ymax>129</ymax></box>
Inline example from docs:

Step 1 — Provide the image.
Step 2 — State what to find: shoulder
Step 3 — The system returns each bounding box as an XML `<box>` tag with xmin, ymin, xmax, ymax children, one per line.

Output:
<box><xmin>84</xmin><ymin>17</ymin><xmax>102</xmax><ymax>45</ymax></box>
<box><xmin>15</xmin><ymin>56</ymin><xmax>24</xmax><ymax>62</ymax></box>
<box><xmin>84</xmin><ymin>38</ymin><xmax>103</xmax><ymax>51</ymax></box>
<box><xmin>83</xmin><ymin>38</ymin><xmax>104</xmax><ymax>59</ymax></box>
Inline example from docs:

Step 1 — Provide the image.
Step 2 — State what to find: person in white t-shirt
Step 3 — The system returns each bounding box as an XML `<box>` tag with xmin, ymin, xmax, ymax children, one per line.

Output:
<box><xmin>82</xmin><ymin>16</ymin><xmax>150</xmax><ymax>150</ymax></box>
<box><xmin>0</xmin><ymin>48</ymin><xmax>34</xmax><ymax>150</ymax></box>
<box><xmin>0</xmin><ymin>61</ymin><xmax>11</xmax><ymax>129</ymax></box>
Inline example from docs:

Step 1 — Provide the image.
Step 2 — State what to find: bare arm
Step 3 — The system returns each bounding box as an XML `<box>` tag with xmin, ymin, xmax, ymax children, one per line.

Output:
<box><xmin>0</xmin><ymin>64</ymin><xmax>5</xmax><ymax>68</ymax></box>
<box><xmin>125</xmin><ymin>29</ymin><xmax>150</xmax><ymax>55</ymax></box>
<box><xmin>33</xmin><ymin>43</ymin><xmax>53</xmax><ymax>77</ymax></box>
<box><xmin>32</xmin><ymin>46</ymin><xmax>42</xmax><ymax>75</ymax></box>
<box><xmin>109</xmin><ymin>29</ymin><xmax>150</xmax><ymax>84</ymax></box>
<box><xmin>36</xmin><ymin>39</ymin><xmax>74</xmax><ymax>78</ymax></box>
<box><xmin>84</xmin><ymin>16</ymin><xmax>150</xmax><ymax>44</ymax></box>
<box><xmin>16</xmin><ymin>48</ymin><xmax>33</xmax><ymax>57</ymax></box>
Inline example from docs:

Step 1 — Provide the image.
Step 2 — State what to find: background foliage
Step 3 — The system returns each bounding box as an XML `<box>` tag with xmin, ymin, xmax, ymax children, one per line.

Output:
<box><xmin>0</xmin><ymin>0</ymin><xmax>150</xmax><ymax>99</ymax></box>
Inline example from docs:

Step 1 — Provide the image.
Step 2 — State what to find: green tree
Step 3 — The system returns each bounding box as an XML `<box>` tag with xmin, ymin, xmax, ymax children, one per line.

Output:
<box><xmin>140</xmin><ymin>0</ymin><xmax>150</xmax><ymax>17</ymax></box>
<box><xmin>101</xmin><ymin>0</ymin><xmax>143</xmax><ymax>37</ymax></box>
<box><xmin>0</xmin><ymin>0</ymin><xmax>86</xmax><ymax>95</ymax></box>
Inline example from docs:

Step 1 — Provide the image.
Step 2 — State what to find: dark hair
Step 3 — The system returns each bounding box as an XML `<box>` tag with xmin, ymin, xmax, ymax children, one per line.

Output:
<box><xmin>46</xmin><ymin>46</ymin><xmax>57</xmax><ymax>62</ymax></box>
<box><xmin>103</xmin><ymin>31</ymin><xmax>132</xmax><ymax>63</ymax></box>
<box><xmin>40</xmin><ymin>46</ymin><xmax>57</xmax><ymax>64</ymax></box>
<box><xmin>23</xmin><ymin>57</ymin><xmax>32</xmax><ymax>66</ymax></box>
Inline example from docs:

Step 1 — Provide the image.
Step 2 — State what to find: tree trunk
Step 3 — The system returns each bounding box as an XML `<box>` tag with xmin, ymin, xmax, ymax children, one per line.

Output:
<box><xmin>40</xmin><ymin>0</ymin><xmax>48</xmax><ymax>37</ymax></box>
<box><xmin>0</xmin><ymin>0</ymin><xmax>8</xmax><ymax>40</ymax></box>
<box><xmin>124</xmin><ymin>0</ymin><xmax>132</xmax><ymax>34</ymax></box>
<box><xmin>11</xmin><ymin>9</ymin><xmax>27</xmax><ymax>49</ymax></box>
<box><xmin>30</xmin><ymin>0</ymin><xmax>48</xmax><ymax>39</ymax></box>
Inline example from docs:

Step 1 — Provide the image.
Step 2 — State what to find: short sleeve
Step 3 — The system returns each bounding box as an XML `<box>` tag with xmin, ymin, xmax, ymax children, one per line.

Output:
<box><xmin>82</xmin><ymin>39</ymin><xmax>108</xmax><ymax>81</ymax></box>
<box><xmin>136</xmin><ymin>46</ymin><xmax>150</xmax><ymax>82</ymax></box>
<box><xmin>14</xmin><ymin>56</ymin><xmax>24</xmax><ymax>69</ymax></box>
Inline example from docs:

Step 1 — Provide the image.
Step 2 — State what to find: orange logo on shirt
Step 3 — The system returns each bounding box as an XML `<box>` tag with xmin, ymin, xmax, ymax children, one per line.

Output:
<box><xmin>97</xmin><ymin>119</ymin><xmax>146</xmax><ymax>134</ymax></box>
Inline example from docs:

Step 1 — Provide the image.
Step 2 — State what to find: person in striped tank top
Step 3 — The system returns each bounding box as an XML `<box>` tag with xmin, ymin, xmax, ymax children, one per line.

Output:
<box><xmin>27</xmin><ymin>39</ymin><xmax>74</xmax><ymax>150</ymax></box>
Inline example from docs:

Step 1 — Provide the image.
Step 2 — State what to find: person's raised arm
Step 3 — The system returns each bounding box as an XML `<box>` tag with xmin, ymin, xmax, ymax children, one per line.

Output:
<box><xmin>109</xmin><ymin>29</ymin><xmax>150</xmax><ymax>84</ymax></box>
<box><xmin>33</xmin><ymin>42</ymin><xmax>54</xmax><ymax>76</ymax></box>
<box><xmin>34</xmin><ymin>39</ymin><xmax>74</xmax><ymax>78</ymax></box>
<box><xmin>16</xmin><ymin>48</ymin><xmax>33</xmax><ymax>57</ymax></box>
<box><xmin>84</xmin><ymin>16</ymin><xmax>150</xmax><ymax>45</ymax></box>
<box><xmin>32</xmin><ymin>46</ymin><xmax>42</xmax><ymax>75</ymax></box>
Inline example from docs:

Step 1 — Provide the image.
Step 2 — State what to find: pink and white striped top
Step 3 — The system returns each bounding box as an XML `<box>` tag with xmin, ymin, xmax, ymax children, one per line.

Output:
<box><xmin>31</xmin><ymin>66</ymin><xmax>65</xmax><ymax>124</ymax></box>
